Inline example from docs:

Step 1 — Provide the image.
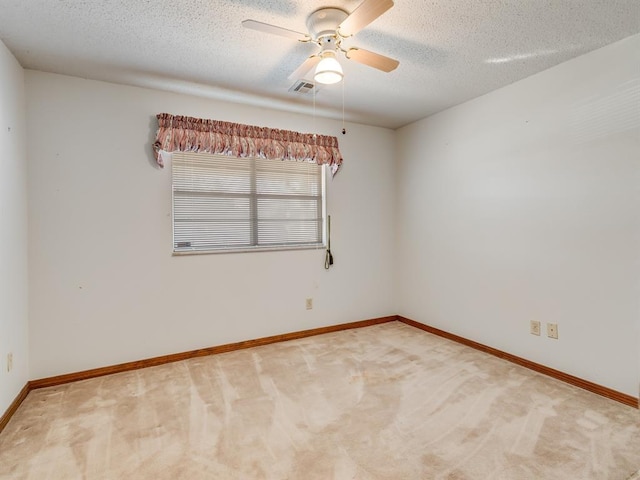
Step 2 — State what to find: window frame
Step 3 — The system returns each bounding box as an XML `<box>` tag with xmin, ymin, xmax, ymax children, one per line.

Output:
<box><xmin>171</xmin><ymin>152</ymin><xmax>327</xmax><ymax>255</ymax></box>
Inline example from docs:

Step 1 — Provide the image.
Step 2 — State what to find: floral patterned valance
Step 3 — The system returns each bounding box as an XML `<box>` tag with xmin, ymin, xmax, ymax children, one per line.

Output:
<box><xmin>153</xmin><ymin>113</ymin><xmax>343</xmax><ymax>175</ymax></box>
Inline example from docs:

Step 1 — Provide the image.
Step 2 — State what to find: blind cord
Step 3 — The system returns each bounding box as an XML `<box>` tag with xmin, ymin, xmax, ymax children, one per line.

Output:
<box><xmin>324</xmin><ymin>215</ymin><xmax>334</xmax><ymax>269</ymax></box>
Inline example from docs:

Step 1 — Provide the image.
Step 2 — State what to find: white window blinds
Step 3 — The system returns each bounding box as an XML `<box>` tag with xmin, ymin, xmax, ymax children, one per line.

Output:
<box><xmin>172</xmin><ymin>152</ymin><xmax>325</xmax><ymax>253</ymax></box>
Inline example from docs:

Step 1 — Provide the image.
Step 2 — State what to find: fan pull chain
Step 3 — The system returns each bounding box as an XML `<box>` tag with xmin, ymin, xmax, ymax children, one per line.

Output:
<box><xmin>341</xmin><ymin>77</ymin><xmax>346</xmax><ymax>135</ymax></box>
<box><xmin>313</xmin><ymin>78</ymin><xmax>317</xmax><ymax>138</ymax></box>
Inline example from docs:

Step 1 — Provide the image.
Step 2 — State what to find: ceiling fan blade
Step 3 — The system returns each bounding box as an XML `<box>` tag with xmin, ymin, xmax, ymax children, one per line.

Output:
<box><xmin>242</xmin><ymin>20</ymin><xmax>309</xmax><ymax>42</ymax></box>
<box><xmin>346</xmin><ymin>48</ymin><xmax>399</xmax><ymax>72</ymax></box>
<box><xmin>288</xmin><ymin>55</ymin><xmax>321</xmax><ymax>80</ymax></box>
<box><xmin>338</xmin><ymin>0</ymin><xmax>394</xmax><ymax>37</ymax></box>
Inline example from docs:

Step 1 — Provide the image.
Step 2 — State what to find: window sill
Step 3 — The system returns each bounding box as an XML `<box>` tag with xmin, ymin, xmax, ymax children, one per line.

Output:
<box><xmin>172</xmin><ymin>243</ymin><xmax>326</xmax><ymax>256</ymax></box>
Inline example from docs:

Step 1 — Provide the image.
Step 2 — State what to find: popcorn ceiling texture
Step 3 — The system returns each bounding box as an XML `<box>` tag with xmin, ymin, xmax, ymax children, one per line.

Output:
<box><xmin>0</xmin><ymin>0</ymin><xmax>638</xmax><ymax>128</ymax></box>
<box><xmin>1</xmin><ymin>322</ymin><xmax>638</xmax><ymax>479</ymax></box>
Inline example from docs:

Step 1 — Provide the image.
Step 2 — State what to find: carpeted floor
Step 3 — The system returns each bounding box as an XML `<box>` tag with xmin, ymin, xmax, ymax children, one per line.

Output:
<box><xmin>1</xmin><ymin>322</ymin><xmax>639</xmax><ymax>479</ymax></box>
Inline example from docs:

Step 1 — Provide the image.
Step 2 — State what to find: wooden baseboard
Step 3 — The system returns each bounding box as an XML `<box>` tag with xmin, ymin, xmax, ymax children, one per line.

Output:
<box><xmin>3</xmin><ymin>313</ymin><xmax>635</xmax><ymax>434</ymax></box>
<box><xmin>2</xmin><ymin>316</ymin><xmax>394</xmax><ymax>432</ymax></box>
<box><xmin>29</xmin><ymin>316</ymin><xmax>397</xmax><ymax>390</ymax></box>
<box><xmin>0</xmin><ymin>383</ymin><xmax>30</xmax><ymax>434</ymax></box>
<box><xmin>398</xmin><ymin>316</ymin><xmax>638</xmax><ymax>409</ymax></box>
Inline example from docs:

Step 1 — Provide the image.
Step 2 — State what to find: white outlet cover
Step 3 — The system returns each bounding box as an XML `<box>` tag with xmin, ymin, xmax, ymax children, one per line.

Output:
<box><xmin>530</xmin><ymin>321</ymin><xmax>541</xmax><ymax>336</ymax></box>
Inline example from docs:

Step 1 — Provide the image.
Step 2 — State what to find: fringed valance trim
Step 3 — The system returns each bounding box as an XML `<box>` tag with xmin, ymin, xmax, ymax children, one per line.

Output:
<box><xmin>153</xmin><ymin>113</ymin><xmax>342</xmax><ymax>175</ymax></box>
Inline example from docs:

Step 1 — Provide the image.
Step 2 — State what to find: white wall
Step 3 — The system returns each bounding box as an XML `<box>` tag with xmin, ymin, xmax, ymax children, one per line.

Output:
<box><xmin>26</xmin><ymin>71</ymin><xmax>396</xmax><ymax>379</ymax></box>
<box><xmin>0</xmin><ymin>40</ymin><xmax>29</xmax><ymax>413</ymax></box>
<box><xmin>396</xmin><ymin>35</ymin><xmax>640</xmax><ymax>397</ymax></box>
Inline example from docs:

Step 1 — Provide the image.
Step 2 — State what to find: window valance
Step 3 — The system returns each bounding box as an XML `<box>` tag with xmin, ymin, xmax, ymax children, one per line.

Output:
<box><xmin>153</xmin><ymin>113</ymin><xmax>343</xmax><ymax>175</ymax></box>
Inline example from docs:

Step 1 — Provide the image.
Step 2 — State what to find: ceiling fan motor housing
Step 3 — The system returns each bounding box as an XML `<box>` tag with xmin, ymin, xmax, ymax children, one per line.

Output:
<box><xmin>241</xmin><ymin>0</ymin><xmax>399</xmax><ymax>80</ymax></box>
<box><xmin>306</xmin><ymin>8</ymin><xmax>348</xmax><ymax>40</ymax></box>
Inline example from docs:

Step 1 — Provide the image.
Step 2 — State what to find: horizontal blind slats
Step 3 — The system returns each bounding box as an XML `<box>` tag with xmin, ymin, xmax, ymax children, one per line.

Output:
<box><xmin>172</xmin><ymin>152</ymin><xmax>324</xmax><ymax>252</ymax></box>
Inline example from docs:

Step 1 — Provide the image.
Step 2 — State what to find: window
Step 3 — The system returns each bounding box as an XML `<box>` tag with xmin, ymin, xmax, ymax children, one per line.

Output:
<box><xmin>172</xmin><ymin>152</ymin><xmax>325</xmax><ymax>253</ymax></box>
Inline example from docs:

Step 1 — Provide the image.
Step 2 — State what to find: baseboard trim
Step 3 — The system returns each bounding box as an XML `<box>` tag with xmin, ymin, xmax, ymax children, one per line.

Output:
<box><xmin>0</xmin><ymin>383</ymin><xmax>30</xmax><ymax>434</ymax></box>
<box><xmin>398</xmin><ymin>316</ymin><xmax>638</xmax><ymax>409</ymax></box>
<box><xmin>2</xmin><ymin>316</ymin><xmax>394</xmax><ymax>432</ymax></box>
<box><xmin>3</xmin><ymin>313</ymin><xmax>635</xmax><ymax>434</ymax></box>
<box><xmin>29</xmin><ymin>316</ymin><xmax>397</xmax><ymax>391</ymax></box>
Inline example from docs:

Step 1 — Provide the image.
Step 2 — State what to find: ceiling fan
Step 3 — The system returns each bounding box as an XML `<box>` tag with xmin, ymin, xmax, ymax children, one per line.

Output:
<box><xmin>242</xmin><ymin>0</ymin><xmax>399</xmax><ymax>85</ymax></box>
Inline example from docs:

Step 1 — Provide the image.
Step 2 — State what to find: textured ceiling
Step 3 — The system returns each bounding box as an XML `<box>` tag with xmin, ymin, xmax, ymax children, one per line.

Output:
<box><xmin>1</xmin><ymin>1</ymin><xmax>639</xmax><ymax>129</ymax></box>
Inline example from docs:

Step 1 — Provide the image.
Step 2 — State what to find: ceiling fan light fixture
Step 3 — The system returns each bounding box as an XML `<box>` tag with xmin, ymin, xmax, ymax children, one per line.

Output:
<box><xmin>314</xmin><ymin>51</ymin><xmax>343</xmax><ymax>85</ymax></box>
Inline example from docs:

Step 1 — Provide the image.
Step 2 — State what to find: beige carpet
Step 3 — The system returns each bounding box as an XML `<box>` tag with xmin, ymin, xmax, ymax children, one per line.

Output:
<box><xmin>1</xmin><ymin>322</ymin><xmax>639</xmax><ymax>479</ymax></box>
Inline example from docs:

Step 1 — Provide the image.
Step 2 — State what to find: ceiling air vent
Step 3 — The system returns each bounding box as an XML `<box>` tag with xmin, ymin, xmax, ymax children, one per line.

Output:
<box><xmin>288</xmin><ymin>79</ymin><xmax>319</xmax><ymax>95</ymax></box>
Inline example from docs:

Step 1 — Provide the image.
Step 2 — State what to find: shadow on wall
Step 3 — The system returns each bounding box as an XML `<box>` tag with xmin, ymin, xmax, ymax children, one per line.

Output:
<box><xmin>146</xmin><ymin>114</ymin><xmax>161</xmax><ymax>169</ymax></box>
<box><xmin>569</xmin><ymin>78</ymin><xmax>640</xmax><ymax>144</ymax></box>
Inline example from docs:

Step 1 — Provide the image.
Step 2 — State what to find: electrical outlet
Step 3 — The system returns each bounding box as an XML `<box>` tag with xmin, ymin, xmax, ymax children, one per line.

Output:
<box><xmin>305</xmin><ymin>298</ymin><xmax>313</xmax><ymax>310</ymax></box>
<box><xmin>530</xmin><ymin>320</ymin><xmax>540</xmax><ymax>336</ymax></box>
<box><xmin>7</xmin><ymin>353</ymin><xmax>13</xmax><ymax>372</ymax></box>
<box><xmin>547</xmin><ymin>323</ymin><xmax>558</xmax><ymax>339</ymax></box>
